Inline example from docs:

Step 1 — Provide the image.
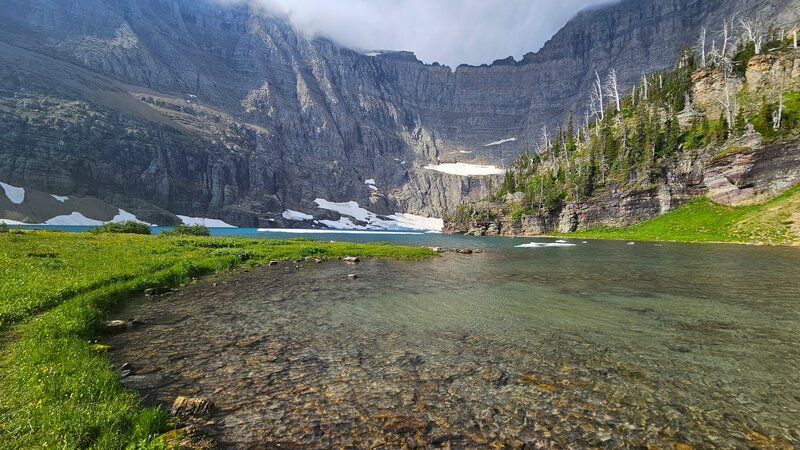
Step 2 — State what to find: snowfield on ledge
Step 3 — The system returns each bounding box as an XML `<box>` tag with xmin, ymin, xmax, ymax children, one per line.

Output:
<box><xmin>423</xmin><ymin>163</ymin><xmax>505</xmax><ymax>176</ymax></box>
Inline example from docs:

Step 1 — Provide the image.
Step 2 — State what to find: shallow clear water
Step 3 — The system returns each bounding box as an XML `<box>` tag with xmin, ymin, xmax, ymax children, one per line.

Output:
<box><xmin>108</xmin><ymin>237</ymin><xmax>800</xmax><ymax>448</ymax></box>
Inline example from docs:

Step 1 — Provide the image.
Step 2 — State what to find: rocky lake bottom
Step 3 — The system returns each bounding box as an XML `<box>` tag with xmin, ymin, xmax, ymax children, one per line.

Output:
<box><xmin>107</xmin><ymin>239</ymin><xmax>800</xmax><ymax>449</ymax></box>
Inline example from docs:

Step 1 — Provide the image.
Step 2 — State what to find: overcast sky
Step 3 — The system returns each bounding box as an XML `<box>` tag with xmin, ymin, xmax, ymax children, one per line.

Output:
<box><xmin>249</xmin><ymin>0</ymin><xmax>613</xmax><ymax>68</ymax></box>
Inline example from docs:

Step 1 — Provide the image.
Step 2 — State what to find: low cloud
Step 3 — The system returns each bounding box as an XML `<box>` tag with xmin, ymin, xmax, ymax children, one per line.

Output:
<box><xmin>243</xmin><ymin>0</ymin><xmax>612</xmax><ymax>68</ymax></box>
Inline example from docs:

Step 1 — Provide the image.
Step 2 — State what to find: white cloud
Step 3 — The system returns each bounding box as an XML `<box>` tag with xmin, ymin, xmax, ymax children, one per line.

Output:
<box><xmin>245</xmin><ymin>0</ymin><xmax>613</xmax><ymax>68</ymax></box>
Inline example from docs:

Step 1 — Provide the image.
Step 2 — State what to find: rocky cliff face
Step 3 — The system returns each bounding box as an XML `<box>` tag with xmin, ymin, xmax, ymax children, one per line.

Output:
<box><xmin>0</xmin><ymin>0</ymin><xmax>798</xmax><ymax>226</ymax></box>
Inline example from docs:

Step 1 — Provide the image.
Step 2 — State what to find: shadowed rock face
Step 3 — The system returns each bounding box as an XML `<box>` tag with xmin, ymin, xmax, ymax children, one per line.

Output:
<box><xmin>0</xmin><ymin>0</ymin><xmax>797</xmax><ymax>225</ymax></box>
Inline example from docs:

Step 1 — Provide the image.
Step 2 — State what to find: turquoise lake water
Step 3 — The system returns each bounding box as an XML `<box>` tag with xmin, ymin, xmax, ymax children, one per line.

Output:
<box><xmin>98</xmin><ymin>228</ymin><xmax>800</xmax><ymax>448</ymax></box>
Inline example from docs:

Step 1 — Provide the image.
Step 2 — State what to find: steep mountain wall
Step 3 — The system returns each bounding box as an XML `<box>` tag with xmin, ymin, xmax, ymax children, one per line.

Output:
<box><xmin>0</xmin><ymin>0</ymin><xmax>798</xmax><ymax>226</ymax></box>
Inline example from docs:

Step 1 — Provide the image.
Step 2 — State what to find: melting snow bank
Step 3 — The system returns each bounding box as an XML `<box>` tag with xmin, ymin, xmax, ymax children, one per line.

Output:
<box><xmin>0</xmin><ymin>218</ymin><xmax>28</xmax><ymax>225</ymax></box>
<box><xmin>44</xmin><ymin>212</ymin><xmax>104</xmax><ymax>226</ymax></box>
<box><xmin>515</xmin><ymin>242</ymin><xmax>577</xmax><ymax>248</ymax></box>
<box><xmin>177</xmin><ymin>215</ymin><xmax>236</xmax><ymax>228</ymax></box>
<box><xmin>1</xmin><ymin>181</ymin><xmax>25</xmax><ymax>204</ymax></box>
<box><xmin>29</xmin><ymin>209</ymin><xmax>151</xmax><ymax>226</ymax></box>
<box><xmin>282</xmin><ymin>210</ymin><xmax>313</xmax><ymax>221</ymax></box>
<box><xmin>484</xmin><ymin>137</ymin><xmax>517</xmax><ymax>147</ymax></box>
<box><xmin>423</xmin><ymin>163</ymin><xmax>505</xmax><ymax>176</ymax></box>
<box><xmin>257</xmin><ymin>228</ymin><xmax>419</xmax><ymax>235</ymax></box>
<box><xmin>280</xmin><ymin>199</ymin><xmax>443</xmax><ymax>232</ymax></box>
<box><xmin>386</xmin><ymin>213</ymin><xmax>444</xmax><ymax>231</ymax></box>
<box><xmin>313</xmin><ymin>198</ymin><xmax>443</xmax><ymax>231</ymax></box>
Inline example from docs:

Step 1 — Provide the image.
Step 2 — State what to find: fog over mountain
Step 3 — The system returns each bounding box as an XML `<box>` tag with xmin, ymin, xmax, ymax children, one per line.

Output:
<box><xmin>228</xmin><ymin>0</ymin><xmax>614</xmax><ymax>67</ymax></box>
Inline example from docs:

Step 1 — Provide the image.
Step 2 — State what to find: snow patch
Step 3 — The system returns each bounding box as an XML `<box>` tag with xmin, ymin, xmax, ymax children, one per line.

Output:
<box><xmin>1</xmin><ymin>182</ymin><xmax>25</xmax><ymax>204</ymax></box>
<box><xmin>45</xmin><ymin>212</ymin><xmax>105</xmax><ymax>226</ymax></box>
<box><xmin>515</xmin><ymin>242</ymin><xmax>577</xmax><ymax>248</ymax></box>
<box><xmin>386</xmin><ymin>213</ymin><xmax>444</xmax><ymax>231</ymax></box>
<box><xmin>459</xmin><ymin>151</ymin><xmax>473</xmax><ymax>154</ymax></box>
<box><xmin>0</xmin><ymin>218</ymin><xmax>27</xmax><ymax>225</ymax></box>
<box><xmin>282</xmin><ymin>210</ymin><xmax>314</xmax><ymax>221</ymax></box>
<box><xmin>51</xmin><ymin>194</ymin><xmax>69</xmax><ymax>203</ymax></box>
<box><xmin>484</xmin><ymin>137</ymin><xmax>517</xmax><ymax>147</ymax></box>
<box><xmin>314</xmin><ymin>199</ymin><xmax>372</xmax><ymax>223</ymax></box>
<box><xmin>313</xmin><ymin>198</ymin><xmax>442</xmax><ymax>231</ymax></box>
<box><xmin>364</xmin><ymin>179</ymin><xmax>376</xmax><ymax>185</ymax></box>
<box><xmin>318</xmin><ymin>217</ymin><xmax>361</xmax><ymax>229</ymax></box>
<box><xmin>365</xmin><ymin>52</ymin><xmax>382</xmax><ymax>57</ymax></box>
<box><xmin>257</xmin><ymin>228</ymin><xmax>419</xmax><ymax>235</ymax></box>
<box><xmin>112</xmin><ymin>209</ymin><xmax>150</xmax><ymax>224</ymax></box>
<box><xmin>41</xmin><ymin>209</ymin><xmax>150</xmax><ymax>226</ymax></box>
<box><xmin>423</xmin><ymin>163</ymin><xmax>504</xmax><ymax>176</ymax></box>
<box><xmin>177</xmin><ymin>215</ymin><xmax>236</xmax><ymax>228</ymax></box>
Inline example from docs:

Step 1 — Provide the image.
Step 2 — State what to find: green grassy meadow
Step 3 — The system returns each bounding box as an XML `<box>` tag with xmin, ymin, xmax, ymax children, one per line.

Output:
<box><xmin>559</xmin><ymin>183</ymin><xmax>800</xmax><ymax>245</ymax></box>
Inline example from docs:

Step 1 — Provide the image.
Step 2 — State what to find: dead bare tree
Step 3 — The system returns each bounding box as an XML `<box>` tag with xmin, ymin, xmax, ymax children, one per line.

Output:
<box><xmin>774</xmin><ymin>74</ymin><xmax>785</xmax><ymax>130</ymax></box>
<box><xmin>605</xmin><ymin>69</ymin><xmax>621</xmax><ymax>113</ymax></box>
<box><xmin>594</xmin><ymin>70</ymin><xmax>605</xmax><ymax>120</ymax></box>
<box><xmin>589</xmin><ymin>85</ymin><xmax>600</xmax><ymax>120</ymax></box>
<box><xmin>540</xmin><ymin>125</ymin><xmax>555</xmax><ymax>168</ymax></box>
<box><xmin>698</xmin><ymin>26</ymin><xmax>707</xmax><ymax>67</ymax></box>
<box><xmin>719</xmin><ymin>17</ymin><xmax>735</xmax><ymax>58</ymax></box>
<box><xmin>740</xmin><ymin>18</ymin><xmax>765</xmax><ymax>54</ymax></box>
<box><xmin>641</xmin><ymin>74</ymin><xmax>649</xmax><ymax>101</ymax></box>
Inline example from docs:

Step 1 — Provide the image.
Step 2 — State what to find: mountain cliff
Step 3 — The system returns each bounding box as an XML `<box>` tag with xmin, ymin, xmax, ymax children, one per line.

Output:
<box><xmin>1</xmin><ymin>0</ymin><xmax>798</xmax><ymax>227</ymax></box>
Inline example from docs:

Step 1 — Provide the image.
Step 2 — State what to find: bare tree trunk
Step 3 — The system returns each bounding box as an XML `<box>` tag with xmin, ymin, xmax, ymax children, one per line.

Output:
<box><xmin>794</xmin><ymin>29</ymin><xmax>798</xmax><ymax>49</ymax></box>
<box><xmin>698</xmin><ymin>26</ymin><xmax>707</xmax><ymax>67</ymax></box>
<box><xmin>605</xmin><ymin>69</ymin><xmax>621</xmax><ymax>112</ymax></box>
<box><xmin>774</xmin><ymin>84</ymin><xmax>785</xmax><ymax>130</ymax></box>
<box><xmin>740</xmin><ymin>19</ymin><xmax>764</xmax><ymax>54</ymax></box>
<box><xmin>723</xmin><ymin>81</ymin><xmax>733</xmax><ymax>130</ymax></box>
<box><xmin>594</xmin><ymin>70</ymin><xmax>605</xmax><ymax>119</ymax></box>
<box><xmin>721</xmin><ymin>18</ymin><xmax>732</xmax><ymax>57</ymax></box>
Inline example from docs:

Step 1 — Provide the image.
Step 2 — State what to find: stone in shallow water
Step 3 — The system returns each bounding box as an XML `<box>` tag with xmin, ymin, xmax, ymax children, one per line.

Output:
<box><xmin>160</xmin><ymin>425</ymin><xmax>216</xmax><ymax>450</ymax></box>
<box><xmin>121</xmin><ymin>374</ymin><xmax>166</xmax><ymax>391</ymax></box>
<box><xmin>171</xmin><ymin>396</ymin><xmax>214</xmax><ymax>417</ymax></box>
<box><xmin>103</xmin><ymin>320</ymin><xmax>128</xmax><ymax>334</ymax></box>
<box><xmin>378</xmin><ymin>414</ymin><xmax>430</xmax><ymax>435</ymax></box>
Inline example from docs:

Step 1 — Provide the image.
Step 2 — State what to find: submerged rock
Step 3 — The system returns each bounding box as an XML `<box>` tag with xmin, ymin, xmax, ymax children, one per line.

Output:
<box><xmin>160</xmin><ymin>425</ymin><xmax>217</xmax><ymax>450</ymax></box>
<box><xmin>144</xmin><ymin>286</ymin><xmax>173</xmax><ymax>297</ymax></box>
<box><xmin>171</xmin><ymin>396</ymin><xmax>214</xmax><ymax>417</ymax></box>
<box><xmin>103</xmin><ymin>320</ymin><xmax>128</xmax><ymax>334</ymax></box>
<box><xmin>347</xmin><ymin>273</ymin><xmax>358</xmax><ymax>280</ymax></box>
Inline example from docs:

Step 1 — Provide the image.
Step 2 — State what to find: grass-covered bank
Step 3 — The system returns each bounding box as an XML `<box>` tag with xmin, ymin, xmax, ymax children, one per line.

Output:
<box><xmin>557</xmin><ymin>183</ymin><xmax>800</xmax><ymax>245</ymax></box>
<box><xmin>0</xmin><ymin>231</ymin><xmax>433</xmax><ymax>449</ymax></box>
